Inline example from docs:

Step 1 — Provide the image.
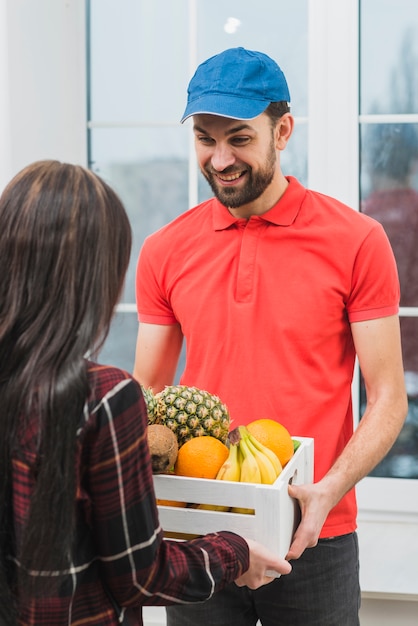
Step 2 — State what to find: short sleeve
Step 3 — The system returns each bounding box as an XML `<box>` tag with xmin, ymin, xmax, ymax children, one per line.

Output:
<box><xmin>347</xmin><ymin>221</ymin><xmax>400</xmax><ymax>323</ymax></box>
<box><xmin>136</xmin><ymin>237</ymin><xmax>178</xmax><ymax>325</ymax></box>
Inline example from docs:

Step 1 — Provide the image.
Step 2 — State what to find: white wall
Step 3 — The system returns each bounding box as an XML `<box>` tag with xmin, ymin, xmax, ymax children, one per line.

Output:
<box><xmin>360</xmin><ymin>598</ymin><xmax>418</xmax><ymax>625</ymax></box>
<box><xmin>142</xmin><ymin>601</ymin><xmax>418</xmax><ymax>626</ymax></box>
<box><xmin>0</xmin><ymin>0</ymin><xmax>87</xmax><ymax>192</ymax></box>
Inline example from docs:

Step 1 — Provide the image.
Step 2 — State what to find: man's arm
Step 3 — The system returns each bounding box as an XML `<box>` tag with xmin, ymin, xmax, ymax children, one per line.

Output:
<box><xmin>133</xmin><ymin>322</ymin><xmax>183</xmax><ymax>392</ymax></box>
<box><xmin>287</xmin><ymin>314</ymin><xmax>408</xmax><ymax>559</ymax></box>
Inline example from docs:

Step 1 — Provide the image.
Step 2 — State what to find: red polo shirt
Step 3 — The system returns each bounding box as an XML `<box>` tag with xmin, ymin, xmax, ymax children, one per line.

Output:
<box><xmin>136</xmin><ymin>176</ymin><xmax>399</xmax><ymax>537</ymax></box>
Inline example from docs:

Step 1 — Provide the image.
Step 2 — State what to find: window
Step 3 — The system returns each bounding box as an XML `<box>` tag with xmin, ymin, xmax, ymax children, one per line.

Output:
<box><xmin>87</xmin><ymin>0</ymin><xmax>308</xmax><ymax>374</ymax></box>
<box><xmin>87</xmin><ymin>0</ymin><xmax>418</xmax><ymax>481</ymax></box>
<box><xmin>359</xmin><ymin>0</ymin><xmax>418</xmax><ymax>478</ymax></box>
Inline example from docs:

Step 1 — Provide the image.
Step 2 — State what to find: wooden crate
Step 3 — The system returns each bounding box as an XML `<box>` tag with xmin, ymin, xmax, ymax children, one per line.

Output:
<box><xmin>153</xmin><ymin>437</ymin><xmax>314</xmax><ymax>574</ymax></box>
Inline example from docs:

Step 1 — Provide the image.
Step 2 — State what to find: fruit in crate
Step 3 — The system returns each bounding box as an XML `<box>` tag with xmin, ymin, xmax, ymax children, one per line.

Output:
<box><xmin>156</xmin><ymin>499</ymin><xmax>187</xmax><ymax>508</ymax></box>
<box><xmin>147</xmin><ymin>424</ymin><xmax>179</xmax><ymax>474</ymax></box>
<box><xmin>142</xmin><ymin>385</ymin><xmax>230</xmax><ymax>448</ymax></box>
<box><xmin>216</xmin><ymin>425</ymin><xmax>282</xmax><ymax>486</ymax></box>
<box><xmin>247</xmin><ymin>419</ymin><xmax>294</xmax><ymax>467</ymax></box>
<box><xmin>141</xmin><ymin>385</ymin><xmax>159</xmax><ymax>425</ymax></box>
<box><xmin>174</xmin><ymin>435</ymin><xmax>229</xmax><ymax>479</ymax></box>
<box><xmin>216</xmin><ymin>439</ymin><xmax>241</xmax><ymax>482</ymax></box>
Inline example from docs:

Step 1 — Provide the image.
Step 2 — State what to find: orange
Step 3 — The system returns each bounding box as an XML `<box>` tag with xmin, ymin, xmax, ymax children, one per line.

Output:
<box><xmin>247</xmin><ymin>419</ymin><xmax>294</xmax><ymax>467</ymax></box>
<box><xmin>174</xmin><ymin>436</ymin><xmax>229</xmax><ymax>479</ymax></box>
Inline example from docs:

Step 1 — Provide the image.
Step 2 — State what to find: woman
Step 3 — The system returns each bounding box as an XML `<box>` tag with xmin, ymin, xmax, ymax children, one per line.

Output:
<box><xmin>0</xmin><ymin>161</ymin><xmax>290</xmax><ymax>625</ymax></box>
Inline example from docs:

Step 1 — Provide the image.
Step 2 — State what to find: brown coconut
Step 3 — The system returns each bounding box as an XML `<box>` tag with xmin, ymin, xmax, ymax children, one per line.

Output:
<box><xmin>147</xmin><ymin>424</ymin><xmax>179</xmax><ymax>474</ymax></box>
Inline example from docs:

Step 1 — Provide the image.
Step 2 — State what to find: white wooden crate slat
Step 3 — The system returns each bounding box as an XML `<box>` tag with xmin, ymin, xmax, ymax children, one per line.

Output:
<box><xmin>153</xmin><ymin>437</ymin><xmax>314</xmax><ymax>572</ymax></box>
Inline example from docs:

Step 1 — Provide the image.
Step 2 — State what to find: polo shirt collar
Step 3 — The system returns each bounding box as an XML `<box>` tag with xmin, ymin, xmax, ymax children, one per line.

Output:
<box><xmin>212</xmin><ymin>176</ymin><xmax>305</xmax><ymax>230</ymax></box>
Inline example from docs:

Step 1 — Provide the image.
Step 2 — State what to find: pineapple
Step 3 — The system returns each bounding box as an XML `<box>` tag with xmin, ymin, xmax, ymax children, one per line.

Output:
<box><xmin>140</xmin><ymin>385</ymin><xmax>159</xmax><ymax>425</ymax></box>
<box><xmin>142</xmin><ymin>385</ymin><xmax>230</xmax><ymax>448</ymax></box>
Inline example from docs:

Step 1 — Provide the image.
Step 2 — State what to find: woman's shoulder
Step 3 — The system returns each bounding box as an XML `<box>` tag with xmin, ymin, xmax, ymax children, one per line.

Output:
<box><xmin>78</xmin><ymin>360</ymin><xmax>145</xmax><ymax>435</ymax></box>
<box><xmin>86</xmin><ymin>360</ymin><xmax>141</xmax><ymax>406</ymax></box>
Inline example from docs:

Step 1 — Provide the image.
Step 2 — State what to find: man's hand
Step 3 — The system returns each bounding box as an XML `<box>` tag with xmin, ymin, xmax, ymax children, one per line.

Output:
<box><xmin>286</xmin><ymin>482</ymin><xmax>333</xmax><ymax>560</ymax></box>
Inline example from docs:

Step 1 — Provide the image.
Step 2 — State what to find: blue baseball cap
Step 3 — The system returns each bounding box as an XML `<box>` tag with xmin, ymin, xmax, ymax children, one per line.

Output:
<box><xmin>181</xmin><ymin>47</ymin><xmax>290</xmax><ymax>123</ymax></box>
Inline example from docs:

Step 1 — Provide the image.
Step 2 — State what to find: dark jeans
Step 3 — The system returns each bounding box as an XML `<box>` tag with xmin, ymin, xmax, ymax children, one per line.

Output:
<box><xmin>166</xmin><ymin>532</ymin><xmax>360</xmax><ymax>626</ymax></box>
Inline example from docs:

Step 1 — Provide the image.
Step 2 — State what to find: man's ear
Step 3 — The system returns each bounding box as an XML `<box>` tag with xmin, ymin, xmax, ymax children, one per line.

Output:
<box><xmin>275</xmin><ymin>113</ymin><xmax>294</xmax><ymax>150</ymax></box>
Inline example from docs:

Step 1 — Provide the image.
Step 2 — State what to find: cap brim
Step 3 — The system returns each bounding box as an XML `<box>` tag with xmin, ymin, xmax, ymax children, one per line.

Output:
<box><xmin>180</xmin><ymin>95</ymin><xmax>270</xmax><ymax>123</ymax></box>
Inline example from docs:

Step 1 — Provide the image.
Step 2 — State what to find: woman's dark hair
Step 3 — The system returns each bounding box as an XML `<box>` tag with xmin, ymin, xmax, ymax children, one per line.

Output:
<box><xmin>264</xmin><ymin>101</ymin><xmax>291</xmax><ymax>127</ymax></box>
<box><xmin>0</xmin><ymin>160</ymin><xmax>132</xmax><ymax>620</ymax></box>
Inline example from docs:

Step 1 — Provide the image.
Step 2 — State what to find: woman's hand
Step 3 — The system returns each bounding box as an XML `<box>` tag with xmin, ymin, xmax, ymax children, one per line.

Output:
<box><xmin>234</xmin><ymin>538</ymin><xmax>292</xmax><ymax>589</ymax></box>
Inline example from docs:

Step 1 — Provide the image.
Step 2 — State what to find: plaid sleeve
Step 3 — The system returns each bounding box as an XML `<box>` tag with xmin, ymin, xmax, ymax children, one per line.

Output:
<box><xmin>83</xmin><ymin>368</ymin><xmax>249</xmax><ymax>608</ymax></box>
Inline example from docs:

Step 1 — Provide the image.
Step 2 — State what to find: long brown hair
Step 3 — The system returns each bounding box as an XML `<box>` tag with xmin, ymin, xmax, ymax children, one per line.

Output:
<box><xmin>0</xmin><ymin>160</ymin><xmax>132</xmax><ymax>620</ymax></box>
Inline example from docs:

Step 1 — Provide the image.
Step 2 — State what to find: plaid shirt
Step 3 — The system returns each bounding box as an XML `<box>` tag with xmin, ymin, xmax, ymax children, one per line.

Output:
<box><xmin>11</xmin><ymin>362</ymin><xmax>249</xmax><ymax>625</ymax></box>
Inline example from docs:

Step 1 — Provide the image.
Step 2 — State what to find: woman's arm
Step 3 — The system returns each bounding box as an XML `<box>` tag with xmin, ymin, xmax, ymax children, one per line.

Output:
<box><xmin>87</xmin><ymin>374</ymin><xmax>290</xmax><ymax>608</ymax></box>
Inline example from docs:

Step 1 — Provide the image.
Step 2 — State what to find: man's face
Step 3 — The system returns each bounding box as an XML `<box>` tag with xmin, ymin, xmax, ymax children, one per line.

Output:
<box><xmin>193</xmin><ymin>113</ymin><xmax>278</xmax><ymax>209</ymax></box>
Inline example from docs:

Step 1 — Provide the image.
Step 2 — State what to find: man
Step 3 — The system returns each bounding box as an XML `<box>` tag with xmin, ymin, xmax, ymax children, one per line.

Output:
<box><xmin>134</xmin><ymin>48</ymin><xmax>407</xmax><ymax>625</ymax></box>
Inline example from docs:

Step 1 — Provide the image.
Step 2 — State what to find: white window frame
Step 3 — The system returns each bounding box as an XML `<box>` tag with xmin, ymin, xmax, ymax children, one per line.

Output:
<box><xmin>309</xmin><ymin>0</ymin><xmax>418</xmax><ymax>598</ymax></box>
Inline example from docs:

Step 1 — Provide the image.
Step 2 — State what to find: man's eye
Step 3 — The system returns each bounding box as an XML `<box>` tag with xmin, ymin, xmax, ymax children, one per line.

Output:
<box><xmin>197</xmin><ymin>136</ymin><xmax>214</xmax><ymax>144</ymax></box>
<box><xmin>231</xmin><ymin>136</ymin><xmax>250</xmax><ymax>145</ymax></box>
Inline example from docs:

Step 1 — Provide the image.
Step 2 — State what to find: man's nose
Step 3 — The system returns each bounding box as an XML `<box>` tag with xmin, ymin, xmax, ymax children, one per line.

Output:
<box><xmin>211</xmin><ymin>144</ymin><xmax>236</xmax><ymax>172</ymax></box>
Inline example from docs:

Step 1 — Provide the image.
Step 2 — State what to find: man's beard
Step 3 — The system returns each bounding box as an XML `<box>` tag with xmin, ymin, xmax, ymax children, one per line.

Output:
<box><xmin>202</xmin><ymin>139</ymin><xmax>276</xmax><ymax>208</ymax></box>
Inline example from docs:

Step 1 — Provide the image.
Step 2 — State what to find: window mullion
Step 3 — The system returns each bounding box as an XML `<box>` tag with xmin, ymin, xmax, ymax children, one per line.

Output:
<box><xmin>308</xmin><ymin>0</ymin><xmax>359</xmax><ymax>209</ymax></box>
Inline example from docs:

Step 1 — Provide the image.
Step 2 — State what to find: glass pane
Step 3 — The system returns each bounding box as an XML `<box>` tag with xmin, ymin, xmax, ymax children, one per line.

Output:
<box><xmin>98</xmin><ymin>311</ymin><xmax>186</xmax><ymax>381</ymax></box>
<box><xmin>196</xmin><ymin>0</ymin><xmax>308</xmax><ymax>117</ymax></box>
<box><xmin>360</xmin><ymin>323</ymin><xmax>418</xmax><ymax>480</ymax></box>
<box><xmin>360</xmin><ymin>123</ymin><xmax>418</xmax><ymax>308</ymax></box>
<box><xmin>88</xmin><ymin>0</ymin><xmax>189</xmax><ymax>122</ymax></box>
<box><xmin>98</xmin><ymin>311</ymin><xmax>139</xmax><ymax>373</ymax></box>
<box><xmin>360</xmin><ymin>1</ymin><xmax>418</xmax><ymax>480</ymax></box>
<box><xmin>360</xmin><ymin>0</ymin><xmax>418</xmax><ymax>115</ymax></box>
<box><xmin>360</xmin><ymin>123</ymin><xmax>418</xmax><ymax>478</ymax></box>
<box><xmin>89</xmin><ymin>126</ymin><xmax>189</xmax><ymax>304</ymax></box>
<box><xmin>361</xmin><ymin>370</ymin><xmax>418</xmax><ymax>479</ymax></box>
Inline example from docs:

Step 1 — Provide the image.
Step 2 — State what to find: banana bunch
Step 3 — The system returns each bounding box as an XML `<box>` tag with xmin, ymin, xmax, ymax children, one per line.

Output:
<box><xmin>216</xmin><ymin>425</ymin><xmax>282</xmax><ymax>485</ymax></box>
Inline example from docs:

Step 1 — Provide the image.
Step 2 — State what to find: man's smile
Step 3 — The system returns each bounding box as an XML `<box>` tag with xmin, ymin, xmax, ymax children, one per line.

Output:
<box><xmin>213</xmin><ymin>170</ymin><xmax>247</xmax><ymax>184</ymax></box>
